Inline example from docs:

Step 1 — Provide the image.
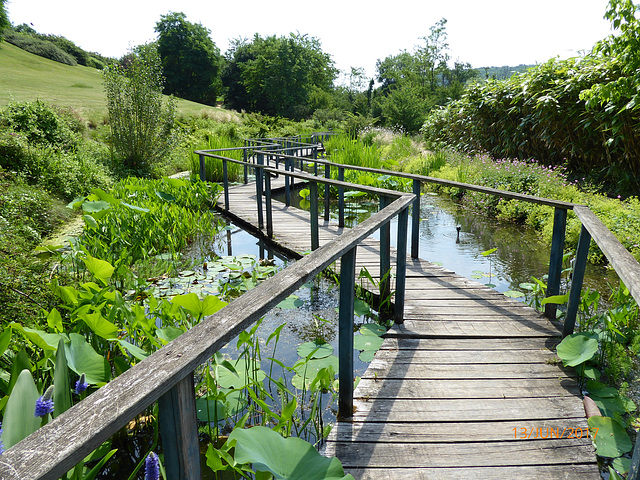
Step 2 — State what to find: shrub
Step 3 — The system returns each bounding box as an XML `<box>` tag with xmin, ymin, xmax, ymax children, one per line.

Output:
<box><xmin>4</xmin><ymin>31</ymin><xmax>77</xmax><ymax>65</ymax></box>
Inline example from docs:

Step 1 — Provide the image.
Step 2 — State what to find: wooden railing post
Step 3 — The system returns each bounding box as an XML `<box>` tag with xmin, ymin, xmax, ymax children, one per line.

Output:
<box><xmin>265</xmin><ymin>171</ymin><xmax>273</xmax><ymax>239</ymax></box>
<box><xmin>564</xmin><ymin>225</ymin><xmax>591</xmax><ymax>337</ymax></box>
<box><xmin>310</xmin><ymin>181</ymin><xmax>319</xmax><ymax>251</ymax></box>
<box><xmin>324</xmin><ymin>163</ymin><xmax>331</xmax><ymax>222</ymax></box>
<box><xmin>256</xmin><ymin>153</ymin><xmax>264</xmax><ymax>230</ymax></box>
<box><xmin>199</xmin><ymin>154</ymin><xmax>206</xmax><ymax>182</ymax></box>
<box><xmin>395</xmin><ymin>205</ymin><xmax>409</xmax><ymax>324</ymax></box>
<box><xmin>411</xmin><ymin>179</ymin><xmax>421</xmax><ymax>259</ymax></box>
<box><xmin>243</xmin><ymin>148</ymin><xmax>248</xmax><ymax>184</ymax></box>
<box><xmin>222</xmin><ymin>157</ymin><xmax>229</xmax><ymax>212</ymax></box>
<box><xmin>285</xmin><ymin>157</ymin><xmax>291</xmax><ymax>207</ymax></box>
<box><xmin>338</xmin><ymin>246</ymin><xmax>357</xmax><ymax>418</ymax></box>
<box><xmin>546</xmin><ymin>207</ymin><xmax>567</xmax><ymax>319</ymax></box>
<box><xmin>158</xmin><ymin>373</ymin><xmax>201</xmax><ymax>480</ymax></box>
<box><xmin>379</xmin><ymin>196</ymin><xmax>391</xmax><ymax>315</ymax></box>
<box><xmin>338</xmin><ymin>167</ymin><xmax>345</xmax><ymax>228</ymax></box>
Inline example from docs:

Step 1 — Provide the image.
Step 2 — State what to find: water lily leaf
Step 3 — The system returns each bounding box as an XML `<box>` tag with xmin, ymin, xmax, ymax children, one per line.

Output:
<box><xmin>591</xmin><ymin>394</ymin><xmax>635</xmax><ymax>417</ymax></box>
<box><xmin>297</xmin><ymin>341</ymin><xmax>333</xmax><ymax>359</ymax></box>
<box><xmin>278</xmin><ymin>295</ymin><xmax>304</xmax><ymax>309</ymax></box>
<box><xmin>354</xmin><ymin>334</ymin><xmax>383</xmax><ymax>351</ymax></box>
<box><xmin>215</xmin><ymin>358</ymin><xmax>265</xmax><ymax>389</ymax></box>
<box><xmin>359</xmin><ymin>350</ymin><xmax>376</xmax><ymax>362</ymax></box>
<box><xmin>195</xmin><ymin>397</ymin><xmax>227</xmax><ymax>423</ymax></box>
<box><xmin>229</xmin><ymin>426</ymin><xmax>354</xmax><ymax>480</ymax></box>
<box><xmin>1</xmin><ymin>369</ymin><xmax>41</xmax><ymax>449</ymax></box>
<box><xmin>64</xmin><ymin>333</ymin><xmax>110</xmax><ymax>385</ymax></box>
<box><xmin>556</xmin><ymin>332</ymin><xmax>598</xmax><ymax>367</ymax></box>
<box><xmin>503</xmin><ymin>290</ymin><xmax>525</xmax><ymax>298</ymax></box>
<box><xmin>587</xmin><ymin>416</ymin><xmax>632</xmax><ymax>458</ymax></box>
<box><xmin>519</xmin><ymin>282</ymin><xmax>535</xmax><ymax>290</ymax></box>
<box><xmin>359</xmin><ymin>323</ymin><xmax>385</xmax><ymax>337</ymax></box>
<box><xmin>81</xmin><ymin>200</ymin><xmax>111</xmax><ymax>213</ymax></box>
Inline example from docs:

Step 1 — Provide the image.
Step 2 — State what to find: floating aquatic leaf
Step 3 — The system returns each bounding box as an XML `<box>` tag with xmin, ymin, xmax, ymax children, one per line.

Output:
<box><xmin>353</xmin><ymin>334</ymin><xmax>383</xmax><ymax>351</ymax></box>
<box><xmin>359</xmin><ymin>323</ymin><xmax>386</xmax><ymax>337</ymax></box>
<box><xmin>503</xmin><ymin>290</ymin><xmax>525</xmax><ymax>298</ymax></box>
<box><xmin>278</xmin><ymin>295</ymin><xmax>304</xmax><ymax>309</ymax></box>
<box><xmin>297</xmin><ymin>341</ymin><xmax>333</xmax><ymax>359</ymax></box>
<box><xmin>359</xmin><ymin>350</ymin><xmax>376</xmax><ymax>362</ymax></box>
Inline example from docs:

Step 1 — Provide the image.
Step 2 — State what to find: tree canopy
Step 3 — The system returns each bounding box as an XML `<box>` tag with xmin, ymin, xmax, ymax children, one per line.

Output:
<box><xmin>155</xmin><ymin>12</ymin><xmax>222</xmax><ymax>105</ymax></box>
<box><xmin>0</xmin><ymin>0</ymin><xmax>10</xmax><ymax>41</ymax></box>
<box><xmin>223</xmin><ymin>33</ymin><xmax>337</xmax><ymax>119</ymax></box>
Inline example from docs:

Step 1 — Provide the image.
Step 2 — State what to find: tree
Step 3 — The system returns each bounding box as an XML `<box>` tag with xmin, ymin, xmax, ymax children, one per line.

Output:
<box><xmin>155</xmin><ymin>12</ymin><xmax>222</xmax><ymax>105</ymax></box>
<box><xmin>103</xmin><ymin>44</ymin><xmax>176</xmax><ymax>176</ymax></box>
<box><xmin>223</xmin><ymin>33</ymin><xmax>337</xmax><ymax>119</ymax></box>
<box><xmin>0</xmin><ymin>0</ymin><xmax>10</xmax><ymax>41</ymax></box>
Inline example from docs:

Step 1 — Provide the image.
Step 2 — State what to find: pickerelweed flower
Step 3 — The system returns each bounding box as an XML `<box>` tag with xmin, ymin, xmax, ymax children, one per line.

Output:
<box><xmin>75</xmin><ymin>373</ymin><xmax>88</xmax><ymax>395</ymax></box>
<box><xmin>145</xmin><ymin>451</ymin><xmax>160</xmax><ymax>480</ymax></box>
<box><xmin>0</xmin><ymin>421</ymin><xmax>4</xmax><ymax>455</ymax></box>
<box><xmin>34</xmin><ymin>386</ymin><xmax>55</xmax><ymax>417</ymax></box>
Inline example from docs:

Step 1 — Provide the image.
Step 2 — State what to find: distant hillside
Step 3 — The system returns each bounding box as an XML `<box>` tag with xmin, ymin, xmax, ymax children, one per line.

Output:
<box><xmin>0</xmin><ymin>42</ymin><xmax>233</xmax><ymax>120</ymax></box>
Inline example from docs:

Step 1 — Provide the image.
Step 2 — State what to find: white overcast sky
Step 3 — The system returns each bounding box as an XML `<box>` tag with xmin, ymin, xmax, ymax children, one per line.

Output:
<box><xmin>6</xmin><ymin>0</ymin><xmax>614</xmax><ymax>82</ymax></box>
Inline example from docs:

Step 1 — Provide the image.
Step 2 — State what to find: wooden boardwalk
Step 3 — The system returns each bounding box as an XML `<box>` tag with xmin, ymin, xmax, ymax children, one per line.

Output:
<box><xmin>218</xmin><ymin>179</ymin><xmax>600</xmax><ymax>479</ymax></box>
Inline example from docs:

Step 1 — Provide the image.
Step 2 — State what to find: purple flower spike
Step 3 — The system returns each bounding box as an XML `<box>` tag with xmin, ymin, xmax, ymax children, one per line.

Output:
<box><xmin>145</xmin><ymin>452</ymin><xmax>160</xmax><ymax>480</ymax></box>
<box><xmin>75</xmin><ymin>373</ymin><xmax>88</xmax><ymax>395</ymax></box>
<box><xmin>0</xmin><ymin>422</ymin><xmax>4</xmax><ymax>455</ymax></box>
<box><xmin>35</xmin><ymin>386</ymin><xmax>55</xmax><ymax>417</ymax></box>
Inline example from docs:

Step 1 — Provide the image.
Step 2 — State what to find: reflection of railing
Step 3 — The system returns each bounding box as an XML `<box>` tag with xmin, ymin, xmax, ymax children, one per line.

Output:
<box><xmin>0</xmin><ymin>137</ymin><xmax>412</xmax><ymax>480</ymax></box>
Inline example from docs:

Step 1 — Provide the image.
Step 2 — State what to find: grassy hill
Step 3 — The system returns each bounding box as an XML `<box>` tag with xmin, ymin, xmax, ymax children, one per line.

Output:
<box><xmin>0</xmin><ymin>42</ymin><xmax>235</xmax><ymax>121</ymax></box>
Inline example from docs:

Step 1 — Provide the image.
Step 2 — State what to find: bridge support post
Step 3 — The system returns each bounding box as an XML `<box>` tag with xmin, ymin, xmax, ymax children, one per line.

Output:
<box><xmin>324</xmin><ymin>163</ymin><xmax>331</xmax><ymax>222</ymax></box>
<box><xmin>285</xmin><ymin>157</ymin><xmax>291</xmax><ymax>207</ymax></box>
<box><xmin>265</xmin><ymin>172</ymin><xmax>273</xmax><ymax>239</ymax></box>
<box><xmin>546</xmin><ymin>207</ymin><xmax>567</xmax><ymax>319</ymax></box>
<box><xmin>256</xmin><ymin>153</ymin><xmax>264</xmax><ymax>230</ymax></box>
<box><xmin>411</xmin><ymin>179</ymin><xmax>421</xmax><ymax>259</ymax></box>
<box><xmin>243</xmin><ymin>148</ymin><xmax>248</xmax><ymax>185</ymax></box>
<box><xmin>379</xmin><ymin>196</ymin><xmax>391</xmax><ymax>316</ymax></box>
<box><xmin>563</xmin><ymin>225</ymin><xmax>591</xmax><ymax>337</ymax></box>
<box><xmin>395</xmin><ymin>205</ymin><xmax>409</xmax><ymax>324</ymax></box>
<box><xmin>338</xmin><ymin>167</ymin><xmax>345</xmax><ymax>228</ymax></box>
<box><xmin>158</xmin><ymin>373</ymin><xmax>201</xmax><ymax>480</ymax></box>
<box><xmin>222</xmin><ymin>158</ymin><xmax>229</xmax><ymax>212</ymax></box>
<box><xmin>310</xmin><ymin>181</ymin><xmax>319</xmax><ymax>250</ymax></box>
<box><xmin>199</xmin><ymin>154</ymin><xmax>206</xmax><ymax>182</ymax></box>
<box><xmin>338</xmin><ymin>246</ymin><xmax>357</xmax><ymax>418</ymax></box>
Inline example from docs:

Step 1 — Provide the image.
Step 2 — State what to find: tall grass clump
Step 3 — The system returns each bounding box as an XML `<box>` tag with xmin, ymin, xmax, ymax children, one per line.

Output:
<box><xmin>324</xmin><ymin>134</ymin><xmax>382</xmax><ymax>170</ymax></box>
<box><xmin>189</xmin><ymin>133</ymin><xmax>244</xmax><ymax>182</ymax></box>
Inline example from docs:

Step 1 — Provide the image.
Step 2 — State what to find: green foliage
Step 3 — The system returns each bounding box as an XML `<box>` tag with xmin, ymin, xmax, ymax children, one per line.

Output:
<box><xmin>155</xmin><ymin>12</ymin><xmax>222</xmax><ymax>105</ymax></box>
<box><xmin>103</xmin><ymin>44</ymin><xmax>177</xmax><ymax>177</ymax></box>
<box><xmin>223</xmin><ymin>33</ymin><xmax>338</xmax><ymax>119</ymax></box>
<box><xmin>4</xmin><ymin>30</ymin><xmax>78</xmax><ymax>66</ymax></box>
<box><xmin>0</xmin><ymin>0</ymin><xmax>9</xmax><ymax>41</ymax></box>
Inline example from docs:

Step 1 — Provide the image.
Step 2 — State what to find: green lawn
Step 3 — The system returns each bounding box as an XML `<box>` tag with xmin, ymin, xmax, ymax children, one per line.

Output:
<box><xmin>0</xmin><ymin>42</ymin><xmax>235</xmax><ymax>121</ymax></box>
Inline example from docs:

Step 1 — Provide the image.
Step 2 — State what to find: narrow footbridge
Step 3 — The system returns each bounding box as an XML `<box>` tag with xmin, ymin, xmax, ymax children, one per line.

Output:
<box><xmin>3</xmin><ymin>135</ymin><xmax>640</xmax><ymax>480</ymax></box>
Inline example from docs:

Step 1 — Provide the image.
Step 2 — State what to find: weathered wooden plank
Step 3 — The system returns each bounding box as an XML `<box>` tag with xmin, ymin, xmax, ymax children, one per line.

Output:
<box><xmin>325</xmin><ymin>439</ymin><xmax>595</xmax><ymax>468</ymax></box>
<box><xmin>350</xmin><ymin>397</ymin><xmax>586</xmax><ymax>422</ymax></box>
<box><xmin>381</xmin><ymin>336</ymin><xmax>560</xmax><ymax>350</ymax></box>
<box><xmin>394</xmin><ymin>320</ymin><xmax>561</xmax><ymax>337</ymax></box>
<box><xmin>338</xmin><ymin>465</ymin><xmax>600</xmax><ymax>480</ymax></box>
<box><xmin>354</xmin><ymin>378</ymin><xmax>580</xmax><ymax>399</ymax></box>
<box><xmin>325</xmin><ymin>418</ymin><xmax>591</xmax><ymax>443</ymax></box>
<box><xmin>371</xmin><ymin>349</ymin><xmax>560</xmax><ymax>364</ymax></box>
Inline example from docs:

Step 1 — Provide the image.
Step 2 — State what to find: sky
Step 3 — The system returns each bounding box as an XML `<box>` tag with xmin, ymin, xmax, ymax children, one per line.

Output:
<box><xmin>5</xmin><ymin>0</ymin><xmax>615</xmax><ymax>83</ymax></box>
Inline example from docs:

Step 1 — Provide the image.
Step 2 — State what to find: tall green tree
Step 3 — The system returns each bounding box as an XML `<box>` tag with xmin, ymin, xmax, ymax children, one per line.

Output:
<box><xmin>155</xmin><ymin>12</ymin><xmax>222</xmax><ymax>105</ymax></box>
<box><xmin>0</xmin><ymin>0</ymin><xmax>10</xmax><ymax>41</ymax></box>
<box><xmin>223</xmin><ymin>33</ymin><xmax>337</xmax><ymax>119</ymax></box>
<box><xmin>103</xmin><ymin>44</ymin><xmax>176</xmax><ymax>176</ymax></box>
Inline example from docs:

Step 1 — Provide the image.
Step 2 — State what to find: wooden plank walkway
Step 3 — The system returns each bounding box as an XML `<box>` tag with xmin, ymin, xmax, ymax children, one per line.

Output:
<box><xmin>217</xmin><ymin>178</ymin><xmax>600</xmax><ymax>479</ymax></box>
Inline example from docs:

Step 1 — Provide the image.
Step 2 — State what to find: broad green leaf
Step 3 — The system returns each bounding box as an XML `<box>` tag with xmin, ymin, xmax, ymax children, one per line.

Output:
<box><xmin>541</xmin><ymin>294</ymin><xmax>569</xmax><ymax>306</ymax></box>
<box><xmin>359</xmin><ymin>323</ymin><xmax>386</xmax><ymax>337</ymax></box>
<box><xmin>354</xmin><ymin>334</ymin><xmax>384</xmax><ymax>352</ymax></box>
<box><xmin>10</xmin><ymin>323</ymin><xmax>60</xmax><ymax>351</ymax></box>
<box><xmin>588</xmin><ymin>416</ymin><xmax>632</xmax><ymax>458</ymax></box>
<box><xmin>90</xmin><ymin>188</ymin><xmax>120</xmax><ymax>205</ymax></box>
<box><xmin>172</xmin><ymin>293</ymin><xmax>227</xmax><ymax>318</ymax></box>
<box><xmin>0</xmin><ymin>326</ymin><xmax>11</xmax><ymax>357</ymax></box>
<box><xmin>121</xmin><ymin>202</ymin><xmax>150</xmax><ymax>213</ymax></box>
<box><xmin>53</xmin><ymin>338</ymin><xmax>72</xmax><ymax>418</ymax></box>
<box><xmin>157</xmin><ymin>326</ymin><xmax>184</xmax><ymax>344</ymax></box>
<box><xmin>117</xmin><ymin>339</ymin><xmax>149</xmax><ymax>361</ymax></box>
<box><xmin>81</xmin><ymin>200</ymin><xmax>111</xmax><ymax>213</ymax></box>
<box><xmin>46</xmin><ymin>308</ymin><xmax>63</xmax><ymax>332</ymax></box>
<box><xmin>354</xmin><ymin>298</ymin><xmax>371</xmax><ymax>317</ymax></box>
<box><xmin>7</xmin><ymin>349</ymin><xmax>32</xmax><ymax>395</ymax></box>
<box><xmin>78</xmin><ymin>311</ymin><xmax>118</xmax><ymax>339</ymax></box>
<box><xmin>481</xmin><ymin>247</ymin><xmax>497</xmax><ymax>256</ymax></box>
<box><xmin>156</xmin><ymin>191</ymin><xmax>176</xmax><ymax>202</ymax></box>
<box><xmin>82</xmin><ymin>255</ymin><xmax>115</xmax><ymax>284</ymax></box>
<box><xmin>83</xmin><ymin>214</ymin><xmax>99</xmax><ymax>229</ymax></box>
<box><xmin>215</xmin><ymin>357</ymin><xmax>265</xmax><ymax>389</ymax></box>
<box><xmin>297</xmin><ymin>341</ymin><xmax>333</xmax><ymax>359</ymax></box>
<box><xmin>64</xmin><ymin>334</ymin><xmax>110</xmax><ymax>385</ymax></box>
<box><xmin>277</xmin><ymin>295</ymin><xmax>304</xmax><ymax>309</ymax></box>
<box><xmin>195</xmin><ymin>397</ymin><xmax>228</xmax><ymax>423</ymax></box>
<box><xmin>556</xmin><ymin>332</ymin><xmax>598</xmax><ymax>367</ymax></box>
<box><xmin>165</xmin><ymin>177</ymin><xmax>187</xmax><ymax>187</ymax></box>
<box><xmin>612</xmin><ymin>457</ymin><xmax>631</xmax><ymax>475</ymax></box>
<box><xmin>1</xmin><ymin>369</ymin><xmax>41</xmax><ymax>449</ymax></box>
<box><xmin>229</xmin><ymin>426</ymin><xmax>354</xmax><ymax>480</ymax></box>
<box><xmin>359</xmin><ymin>350</ymin><xmax>376</xmax><ymax>362</ymax></box>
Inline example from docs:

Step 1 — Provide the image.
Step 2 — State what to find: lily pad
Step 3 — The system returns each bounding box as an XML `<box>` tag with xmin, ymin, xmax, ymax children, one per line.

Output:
<box><xmin>556</xmin><ymin>332</ymin><xmax>599</xmax><ymax>367</ymax></box>
<box><xmin>297</xmin><ymin>341</ymin><xmax>333</xmax><ymax>359</ymax></box>
<box><xmin>278</xmin><ymin>295</ymin><xmax>304</xmax><ymax>309</ymax></box>
<box><xmin>359</xmin><ymin>323</ymin><xmax>386</xmax><ymax>337</ymax></box>
<box><xmin>359</xmin><ymin>350</ymin><xmax>376</xmax><ymax>362</ymax></box>
<box><xmin>353</xmin><ymin>334</ymin><xmax>383</xmax><ymax>351</ymax></box>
